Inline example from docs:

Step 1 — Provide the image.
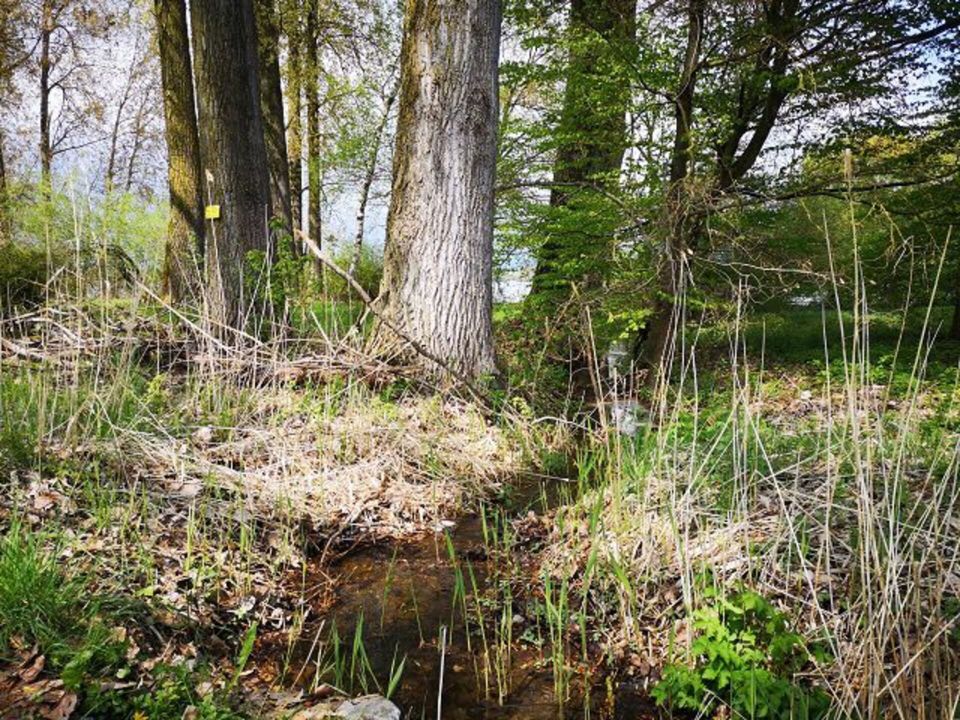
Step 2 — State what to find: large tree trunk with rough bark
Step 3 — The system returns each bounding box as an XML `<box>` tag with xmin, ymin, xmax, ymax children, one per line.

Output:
<box><xmin>254</xmin><ymin>0</ymin><xmax>294</xmax><ymax>241</ymax></box>
<box><xmin>374</xmin><ymin>0</ymin><xmax>501</xmax><ymax>380</ymax></box>
<box><xmin>155</xmin><ymin>0</ymin><xmax>205</xmax><ymax>303</ymax></box>
<box><xmin>531</xmin><ymin>0</ymin><xmax>636</xmax><ymax>297</ymax></box>
<box><xmin>191</xmin><ymin>0</ymin><xmax>272</xmax><ymax>328</ymax></box>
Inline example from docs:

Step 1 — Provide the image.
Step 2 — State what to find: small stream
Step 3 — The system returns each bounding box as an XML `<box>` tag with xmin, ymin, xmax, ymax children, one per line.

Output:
<box><xmin>288</xmin><ymin>479</ymin><xmax>656</xmax><ymax>719</ymax></box>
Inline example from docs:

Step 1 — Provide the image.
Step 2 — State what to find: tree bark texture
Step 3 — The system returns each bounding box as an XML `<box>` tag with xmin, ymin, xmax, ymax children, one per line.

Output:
<box><xmin>254</xmin><ymin>0</ymin><xmax>294</xmax><ymax>241</ymax></box>
<box><xmin>304</xmin><ymin>0</ymin><xmax>322</xmax><ymax>255</ymax></box>
<box><xmin>641</xmin><ymin>0</ymin><xmax>704</xmax><ymax>382</ymax></box>
<box><xmin>0</xmin><ymin>127</ymin><xmax>9</xmax><ymax>242</ymax></box>
<box><xmin>375</xmin><ymin>0</ymin><xmax>501</xmax><ymax>380</ymax></box>
<box><xmin>284</xmin><ymin>1</ymin><xmax>304</xmax><ymax>236</ymax></box>
<box><xmin>155</xmin><ymin>0</ymin><xmax>205</xmax><ymax>302</ymax></box>
<box><xmin>191</xmin><ymin>0</ymin><xmax>272</xmax><ymax>328</ymax></box>
<box><xmin>39</xmin><ymin>0</ymin><xmax>52</xmax><ymax>186</ymax></box>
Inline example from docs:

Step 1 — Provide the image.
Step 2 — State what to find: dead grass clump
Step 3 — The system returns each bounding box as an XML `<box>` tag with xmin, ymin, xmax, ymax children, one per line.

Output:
<box><xmin>119</xmin><ymin>387</ymin><xmax>521</xmax><ymax>539</ymax></box>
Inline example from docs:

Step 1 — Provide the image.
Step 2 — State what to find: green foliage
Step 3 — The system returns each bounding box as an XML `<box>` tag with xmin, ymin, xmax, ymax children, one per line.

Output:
<box><xmin>0</xmin><ymin>183</ymin><xmax>166</xmax><ymax>311</ymax></box>
<box><xmin>652</xmin><ymin>587</ymin><xmax>831</xmax><ymax>719</ymax></box>
<box><xmin>0</xmin><ymin>240</ymin><xmax>58</xmax><ymax>313</ymax></box>
<box><xmin>325</xmin><ymin>243</ymin><xmax>383</xmax><ymax>300</ymax></box>
<box><xmin>245</xmin><ymin>230</ymin><xmax>312</xmax><ymax>313</ymax></box>
<box><xmin>0</xmin><ymin>520</ymin><xmax>127</xmax><ymax>686</ymax></box>
<box><xmin>493</xmin><ymin>302</ymin><xmax>572</xmax><ymax>414</ymax></box>
<box><xmin>121</xmin><ymin>664</ymin><xmax>246</xmax><ymax>720</ymax></box>
<box><xmin>0</xmin><ymin>374</ymin><xmax>45</xmax><ymax>472</ymax></box>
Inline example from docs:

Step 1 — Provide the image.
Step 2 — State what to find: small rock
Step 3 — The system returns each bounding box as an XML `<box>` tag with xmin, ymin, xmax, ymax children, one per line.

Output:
<box><xmin>192</xmin><ymin>425</ymin><xmax>214</xmax><ymax>444</ymax></box>
<box><xmin>335</xmin><ymin>695</ymin><xmax>401</xmax><ymax>720</ymax></box>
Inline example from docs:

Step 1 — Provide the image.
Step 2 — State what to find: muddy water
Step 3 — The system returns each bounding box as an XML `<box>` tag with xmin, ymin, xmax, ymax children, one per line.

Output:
<box><xmin>293</xmin><ymin>479</ymin><xmax>657</xmax><ymax>719</ymax></box>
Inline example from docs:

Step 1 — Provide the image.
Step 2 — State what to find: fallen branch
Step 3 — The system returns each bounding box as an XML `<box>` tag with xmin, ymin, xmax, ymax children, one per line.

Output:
<box><xmin>0</xmin><ymin>336</ymin><xmax>56</xmax><ymax>364</ymax></box>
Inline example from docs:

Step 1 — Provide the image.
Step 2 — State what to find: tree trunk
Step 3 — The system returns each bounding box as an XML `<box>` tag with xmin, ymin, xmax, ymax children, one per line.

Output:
<box><xmin>254</xmin><ymin>0</ymin><xmax>294</xmax><ymax>241</ymax></box>
<box><xmin>39</xmin><ymin>0</ymin><xmax>52</xmax><ymax>187</ymax></box>
<box><xmin>0</xmin><ymin>127</ymin><xmax>9</xmax><ymax>243</ymax></box>
<box><xmin>350</xmin><ymin>80</ymin><xmax>398</xmax><ymax>278</ymax></box>
<box><xmin>191</xmin><ymin>0</ymin><xmax>272</xmax><ymax>328</ymax></box>
<box><xmin>304</xmin><ymin>0</ymin><xmax>321</xmax><ymax>257</ymax></box>
<box><xmin>284</xmin><ymin>1</ymin><xmax>304</xmax><ymax>237</ymax></box>
<box><xmin>952</xmin><ymin>273</ymin><xmax>960</xmax><ymax>341</ymax></box>
<box><xmin>155</xmin><ymin>0</ymin><xmax>205</xmax><ymax>303</ymax></box>
<box><xmin>105</xmin><ymin>70</ymin><xmax>133</xmax><ymax>193</ymax></box>
<box><xmin>374</xmin><ymin>0</ymin><xmax>501</xmax><ymax>380</ymax></box>
<box><xmin>530</xmin><ymin>0</ymin><xmax>636</xmax><ymax>297</ymax></box>
<box><xmin>641</xmin><ymin>0</ymin><xmax>704</xmax><ymax>384</ymax></box>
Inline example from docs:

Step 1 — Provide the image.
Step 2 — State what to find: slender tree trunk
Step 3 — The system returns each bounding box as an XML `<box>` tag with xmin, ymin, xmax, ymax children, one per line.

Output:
<box><xmin>531</xmin><ymin>0</ymin><xmax>636</xmax><ymax>296</ymax></box>
<box><xmin>952</xmin><ymin>272</ymin><xmax>960</xmax><ymax>341</ymax></box>
<box><xmin>374</xmin><ymin>0</ymin><xmax>501</xmax><ymax>380</ymax></box>
<box><xmin>105</xmin><ymin>66</ymin><xmax>134</xmax><ymax>193</ymax></box>
<box><xmin>254</xmin><ymin>0</ymin><xmax>294</xmax><ymax>241</ymax></box>
<box><xmin>191</xmin><ymin>0</ymin><xmax>272</xmax><ymax>328</ymax></box>
<box><xmin>155</xmin><ymin>0</ymin><xmax>205</xmax><ymax>303</ymax></box>
<box><xmin>304</xmin><ymin>0</ymin><xmax>321</xmax><ymax>258</ymax></box>
<box><xmin>124</xmin><ymin>93</ymin><xmax>150</xmax><ymax>193</ymax></box>
<box><xmin>284</xmin><ymin>2</ymin><xmax>304</xmax><ymax>238</ymax></box>
<box><xmin>0</xmin><ymin>127</ymin><xmax>9</xmax><ymax>243</ymax></box>
<box><xmin>39</xmin><ymin>0</ymin><xmax>52</xmax><ymax>188</ymax></box>
<box><xmin>641</xmin><ymin>0</ymin><xmax>704</xmax><ymax>383</ymax></box>
<box><xmin>350</xmin><ymin>80</ymin><xmax>397</xmax><ymax>278</ymax></box>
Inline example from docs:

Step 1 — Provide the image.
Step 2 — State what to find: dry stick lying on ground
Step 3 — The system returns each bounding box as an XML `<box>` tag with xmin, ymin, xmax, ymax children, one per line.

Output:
<box><xmin>295</xmin><ymin>229</ymin><xmax>495</xmax><ymax>412</ymax></box>
<box><xmin>0</xmin><ymin>336</ymin><xmax>58</xmax><ymax>364</ymax></box>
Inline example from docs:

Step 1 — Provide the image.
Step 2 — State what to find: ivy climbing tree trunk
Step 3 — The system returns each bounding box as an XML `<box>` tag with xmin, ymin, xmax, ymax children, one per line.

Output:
<box><xmin>254</xmin><ymin>0</ymin><xmax>294</xmax><ymax>241</ymax></box>
<box><xmin>155</xmin><ymin>0</ymin><xmax>204</xmax><ymax>303</ymax></box>
<box><xmin>374</xmin><ymin>0</ymin><xmax>501</xmax><ymax>380</ymax></box>
<box><xmin>191</xmin><ymin>0</ymin><xmax>272</xmax><ymax>329</ymax></box>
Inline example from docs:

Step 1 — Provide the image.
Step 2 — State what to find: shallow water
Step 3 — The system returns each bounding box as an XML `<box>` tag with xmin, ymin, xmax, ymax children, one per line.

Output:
<box><xmin>292</xmin><ymin>479</ymin><xmax>658</xmax><ymax>719</ymax></box>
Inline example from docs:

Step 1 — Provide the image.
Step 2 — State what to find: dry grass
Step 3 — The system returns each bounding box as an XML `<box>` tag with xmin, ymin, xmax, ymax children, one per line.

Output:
<box><xmin>531</xmin><ymin>310</ymin><xmax>960</xmax><ymax>718</ymax></box>
<box><xmin>117</xmin><ymin>388</ymin><xmax>521</xmax><ymax>539</ymax></box>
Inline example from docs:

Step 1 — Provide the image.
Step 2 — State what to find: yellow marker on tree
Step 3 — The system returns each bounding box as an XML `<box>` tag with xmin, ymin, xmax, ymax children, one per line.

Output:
<box><xmin>205</xmin><ymin>204</ymin><xmax>221</xmax><ymax>220</ymax></box>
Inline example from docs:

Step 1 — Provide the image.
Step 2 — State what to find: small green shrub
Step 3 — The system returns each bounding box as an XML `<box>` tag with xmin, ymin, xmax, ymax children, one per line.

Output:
<box><xmin>326</xmin><ymin>243</ymin><xmax>383</xmax><ymax>300</ymax></box>
<box><xmin>652</xmin><ymin>587</ymin><xmax>831</xmax><ymax>719</ymax></box>
<box><xmin>0</xmin><ymin>241</ymin><xmax>60</xmax><ymax>314</ymax></box>
<box><xmin>119</xmin><ymin>664</ymin><xmax>246</xmax><ymax>720</ymax></box>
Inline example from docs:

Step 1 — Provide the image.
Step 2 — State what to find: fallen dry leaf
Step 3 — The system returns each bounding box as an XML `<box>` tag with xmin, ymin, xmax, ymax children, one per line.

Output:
<box><xmin>42</xmin><ymin>690</ymin><xmax>78</xmax><ymax>720</ymax></box>
<box><xmin>18</xmin><ymin>653</ymin><xmax>45</xmax><ymax>683</ymax></box>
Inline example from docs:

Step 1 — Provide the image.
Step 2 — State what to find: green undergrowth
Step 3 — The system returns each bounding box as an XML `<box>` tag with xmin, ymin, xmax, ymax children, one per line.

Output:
<box><xmin>652</xmin><ymin>584</ymin><xmax>832</xmax><ymax>719</ymax></box>
<box><xmin>0</xmin><ymin>520</ymin><xmax>248</xmax><ymax>718</ymax></box>
<box><xmin>0</xmin><ymin>519</ymin><xmax>129</xmax><ymax>685</ymax></box>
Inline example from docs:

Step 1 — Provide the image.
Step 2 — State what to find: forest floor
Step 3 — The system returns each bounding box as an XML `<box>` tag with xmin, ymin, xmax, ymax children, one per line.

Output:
<box><xmin>1</xmin><ymin>300</ymin><xmax>958</xmax><ymax>719</ymax></box>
